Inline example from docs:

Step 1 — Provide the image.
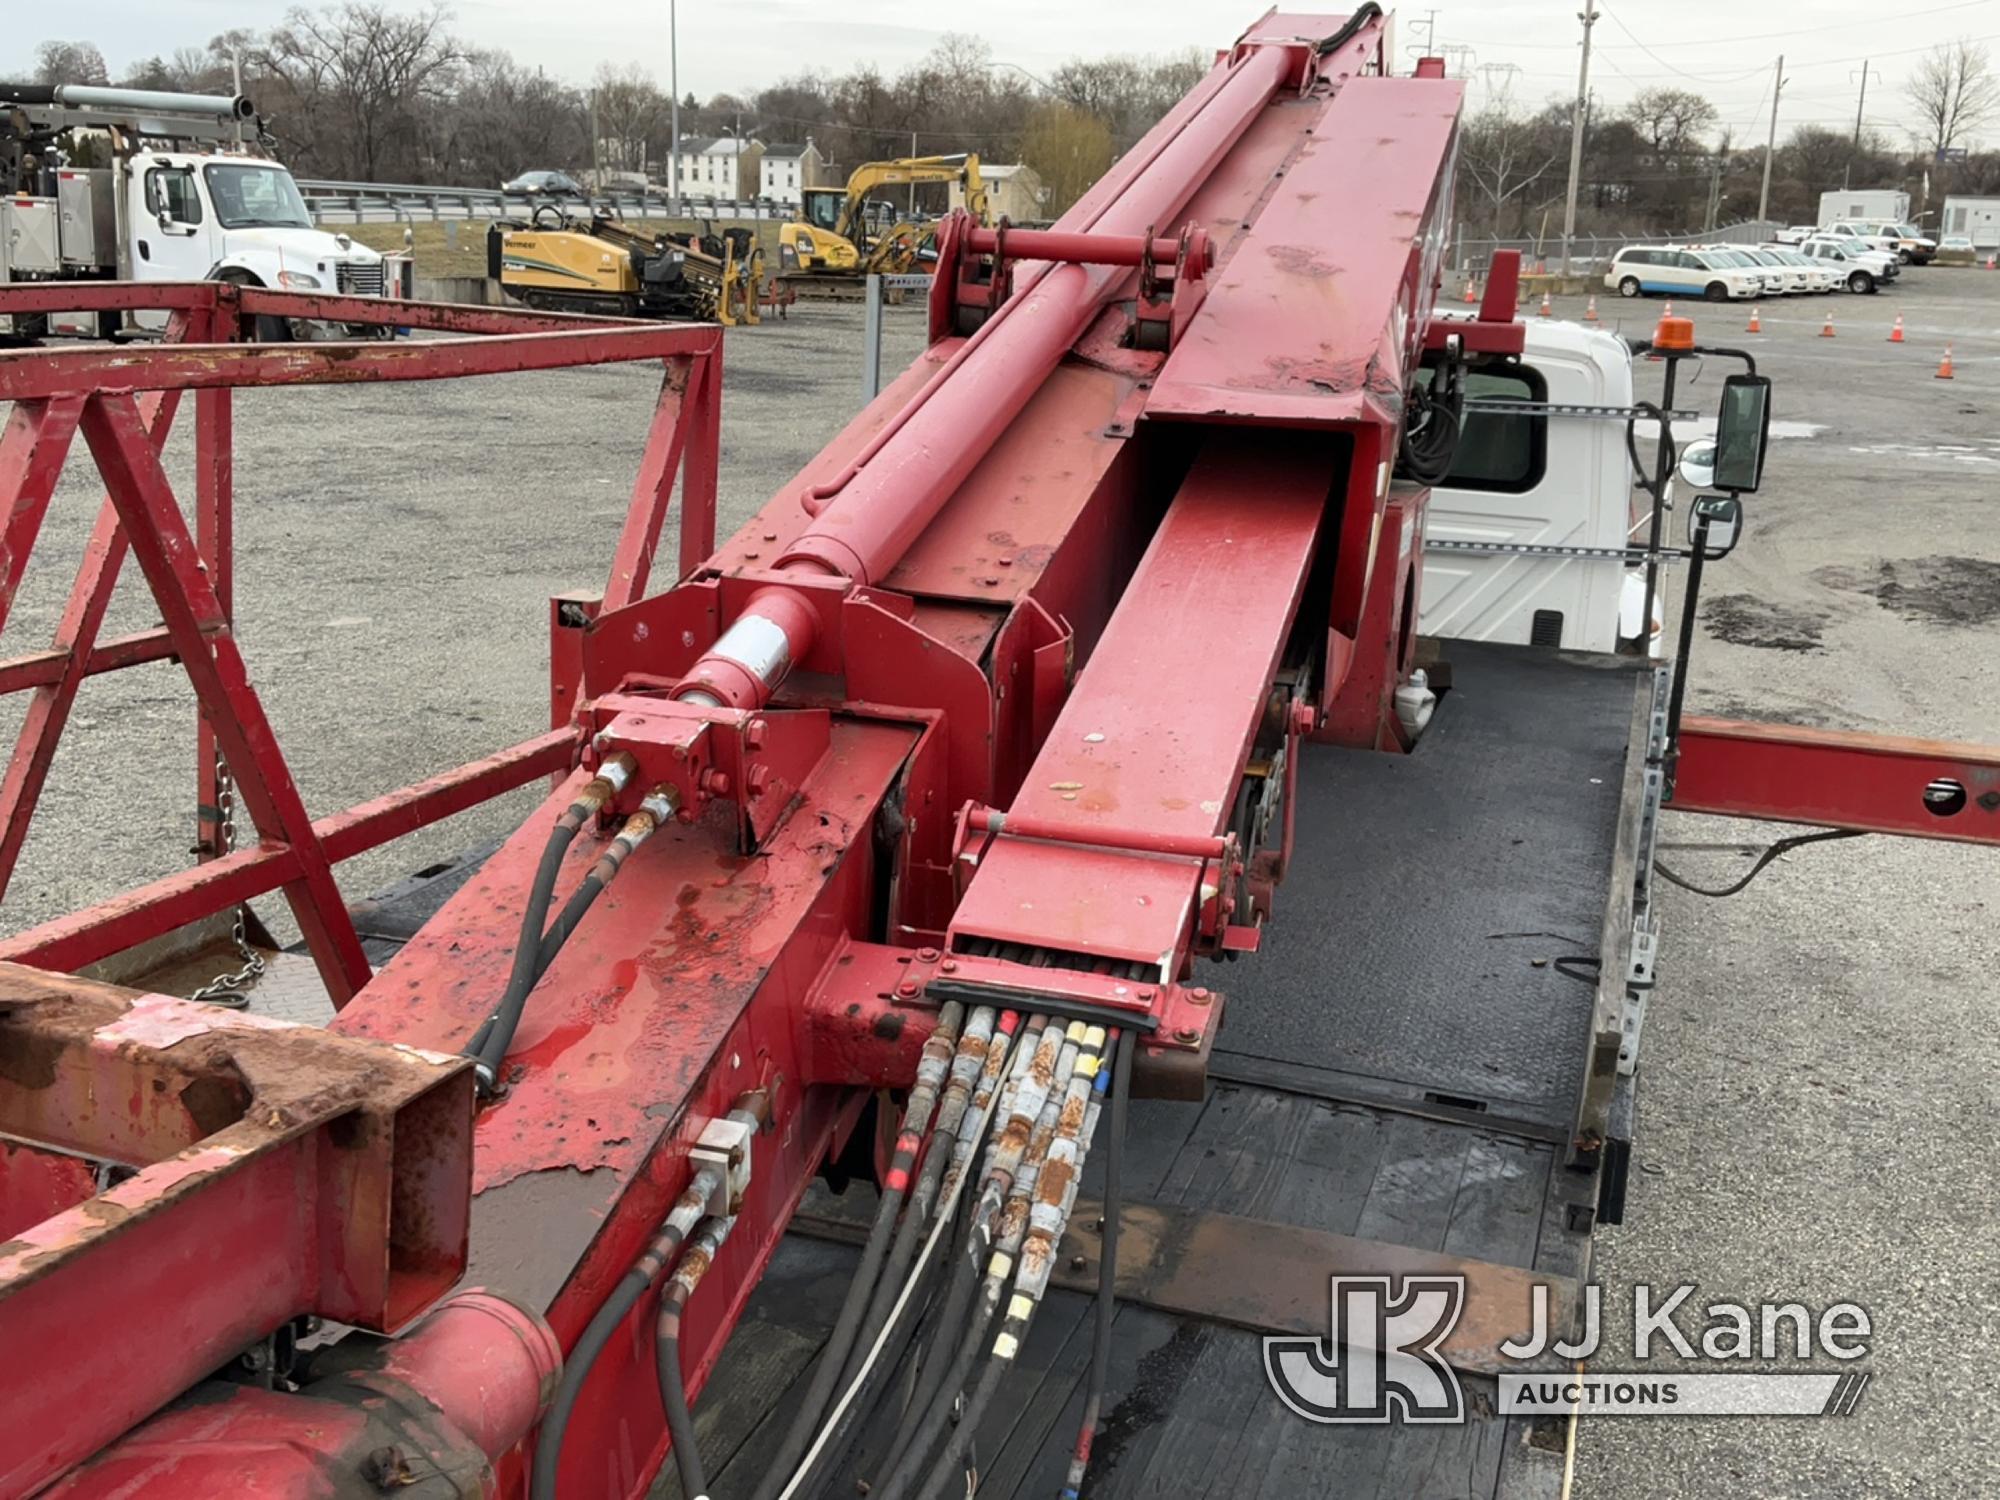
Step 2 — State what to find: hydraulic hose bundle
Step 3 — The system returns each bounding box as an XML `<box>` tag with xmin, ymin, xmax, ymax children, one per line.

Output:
<box><xmin>753</xmin><ymin>1015</ymin><xmax>1126</xmax><ymax>1500</ymax></box>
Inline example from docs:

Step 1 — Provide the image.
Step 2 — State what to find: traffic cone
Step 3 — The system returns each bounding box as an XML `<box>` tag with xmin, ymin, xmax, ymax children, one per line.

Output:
<box><xmin>1663</xmin><ymin>300</ymin><xmax>1675</xmax><ymax>318</ymax></box>
<box><xmin>1584</xmin><ymin>295</ymin><xmax>1600</xmax><ymax>322</ymax></box>
<box><xmin>1746</xmin><ymin>306</ymin><xmax>1762</xmax><ymax>333</ymax></box>
<box><xmin>1888</xmin><ymin>314</ymin><xmax>1904</xmax><ymax>343</ymax></box>
<box><xmin>1538</xmin><ymin>289</ymin><xmax>1552</xmax><ymax>317</ymax></box>
<box><xmin>1820</xmin><ymin>310</ymin><xmax>1836</xmax><ymax>338</ymax></box>
<box><xmin>1936</xmin><ymin>343</ymin><xmax>1955</xmax><ymax>379</ymax></box>
<box><xmin>1463</xmin><ymin>277</ymin><xmax>1478</xmax><ymax>304</ymax></box>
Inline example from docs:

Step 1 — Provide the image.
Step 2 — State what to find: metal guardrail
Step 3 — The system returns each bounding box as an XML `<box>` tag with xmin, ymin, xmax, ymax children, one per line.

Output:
<box><xmin>298</xmin><ymin>178</ymin><xmax>793</xmax><ymax>224</ymax></box>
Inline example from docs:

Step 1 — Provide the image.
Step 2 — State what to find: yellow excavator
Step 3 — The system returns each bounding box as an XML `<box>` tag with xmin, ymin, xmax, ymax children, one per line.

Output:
<box><xmin>488</xmin><ymin>206</ymin><xmax>765</xmax><ymax>325</ymax></box>
<box><xmin>778</xmin><ymin>155</ymin><xmax>989</xmax><ymax>295</ymax></box>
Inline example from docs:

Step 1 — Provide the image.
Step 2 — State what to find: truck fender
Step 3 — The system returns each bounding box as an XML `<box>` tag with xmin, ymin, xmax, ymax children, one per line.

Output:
<box><xmin>207</xmin><ymin>255</ymin><xmax>271</xmax><ymax>287</ymax></box>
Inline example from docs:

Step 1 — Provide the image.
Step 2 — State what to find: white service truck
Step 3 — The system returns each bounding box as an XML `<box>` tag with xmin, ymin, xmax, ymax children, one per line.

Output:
<box><xmin>0</xmin><ymin>83</ymin><xmax>408</xmax><ymax>339</ymax></box>
<box><xmin>1421</xmin><ymin>317</ymin><xmax>1664</xmax><ymax>656</ymax></box>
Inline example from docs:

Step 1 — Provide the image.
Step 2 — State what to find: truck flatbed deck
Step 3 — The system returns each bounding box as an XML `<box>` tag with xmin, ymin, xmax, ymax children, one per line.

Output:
<box><xmin>323</xmin><ymin>641</ymin><xmax>1647</xmax><ymax>1500</ymax></box>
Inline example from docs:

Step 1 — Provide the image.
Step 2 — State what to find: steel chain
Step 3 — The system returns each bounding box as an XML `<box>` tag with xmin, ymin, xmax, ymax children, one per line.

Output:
<box><xmin>190</xmin><ymin>750</ymin><xmax>265</xmax><ymax>1007</ymax></box>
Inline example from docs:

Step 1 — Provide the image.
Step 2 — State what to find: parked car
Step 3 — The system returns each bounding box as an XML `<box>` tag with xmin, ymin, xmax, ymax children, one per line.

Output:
<box><xmin>1796</xmin><ymin>237</ymin><xmax>1898</xmax><ymax>293</ymax></box>
<box><xmin>1940</xmin><ymin>234</ymin><xmax>1977</xmax><ymax>253</ymax></box>
<box><xmin>1762</xmin><ymin>246</ymin><xmax>1842</xmax><ymax>292</ymax></box>
<box><xmin>1773</xmin><ymin>225</ymin><xmax>1817</xmax><ymax>244</ymax></box>
<box><xmin>1691</xmin><ymin>246</ymin><xmax>1792</xmax><ymax>295</ymax></box>
<box><xmin>1603</xmin><ymin>244</ymin><xmax>1763</xmax><ymax>300</ymax></box>
<box><xmin>1734</xmin><ymin>246</ymin><xmax>1816</xmax><ymax>294</ymax></box>
<box><xmin>502</xmin><ymin>170</ymin><xmax>587</xmax><ymax>197</ymax></box>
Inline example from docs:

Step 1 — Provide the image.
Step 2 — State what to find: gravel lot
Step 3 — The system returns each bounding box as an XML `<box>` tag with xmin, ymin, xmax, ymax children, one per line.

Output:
<box><xmin>4</xmin><ymin>268</ymin><xmax>1995</xmax><ymax>1496</ymax></box>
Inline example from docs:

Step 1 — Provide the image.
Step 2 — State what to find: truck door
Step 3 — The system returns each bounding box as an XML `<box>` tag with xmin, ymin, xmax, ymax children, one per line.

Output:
<box><xmin>1419</xmin><ymin>330</ymin><xmax>1639</xmax><ymax>654</ymax></box>
<box><xmin>133</xmin><ymin>163</ymin><xmax>214</xmax><ymax>285</ymax></box>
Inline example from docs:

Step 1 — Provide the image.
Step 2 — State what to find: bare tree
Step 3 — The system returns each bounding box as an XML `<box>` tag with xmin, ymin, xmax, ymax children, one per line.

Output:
<box><xmin>1458</xmin><ymin>97</ymin><xmax>1565</xmax><ymax>235</ymax></box>
<box><xmin>591</xmin><ymin>63</ymin><xmax>667</xmax><ymax>177</ymax></box>
<box><xmin>256</xmin><ymin>3</ymin><xmax>463</xmax><ymax>181</ymax></box>
<box><xmin>33</xmin><ymin>40</ymin><xmax>110</xmax><ymax>85</ymax></box>
<box><xmin>1020</xmin><ymin>101</ymin><xmax>1113</xmax><ymax>215</ymax></box>
<box><xmin>1904</xmin><ymin>39</ymin><xmax>2000</xmax><ymax>155</ymax></box>
<box><xmin>1623</xmin><ymin>87</ymin><xmax>1718</xmax><ymax>162</ymax></box>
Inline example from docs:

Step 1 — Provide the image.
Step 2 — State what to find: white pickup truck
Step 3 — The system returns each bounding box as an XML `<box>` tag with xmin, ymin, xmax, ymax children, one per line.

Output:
<box><xmin>0</xmin><ymin>85</ymin><xmax>407</xmax><ymax>339</ymax></box>
<box><xmin>1420</xmin><ymin>318</ymin><xmax>1658</xmax><ymax>655</ymax></box>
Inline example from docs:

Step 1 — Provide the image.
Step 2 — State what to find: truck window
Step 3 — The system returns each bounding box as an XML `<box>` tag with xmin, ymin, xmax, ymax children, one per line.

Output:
<box><xmin>203</xmin><ymin>163</ymin><xmax>313</xmax><ymax>230</ymax></box>
<box><xmin>1445</xmin><ymin>367</ymin><xmax>1547</xmax><ymax>494</ymax></box>
<box><xmin>145</xmin><ymin>167</ymin><xmax>202</xmax><ymax>225</ymax></box>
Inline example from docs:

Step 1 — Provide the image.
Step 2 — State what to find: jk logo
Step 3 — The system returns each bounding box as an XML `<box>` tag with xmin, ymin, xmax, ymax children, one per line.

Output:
<box><xmin>1264</xmin><ymin>1275</ymin><xmax>1467</xmax><ymax>1424</ymax></box>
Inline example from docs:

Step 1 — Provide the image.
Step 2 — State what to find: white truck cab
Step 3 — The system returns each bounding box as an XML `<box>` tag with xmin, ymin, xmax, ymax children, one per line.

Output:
<box><xmin>126</xmin><ymin>151</ymin><xmax>390</xmax><ymax>325</ymax></box>
<box><xmin>1419</xmin><ymin>319</ymin><xmax>1656</xmax><ymax>655</ymax></box>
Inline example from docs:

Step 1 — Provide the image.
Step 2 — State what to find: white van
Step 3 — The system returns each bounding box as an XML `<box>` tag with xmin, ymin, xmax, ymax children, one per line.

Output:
<box><xmin>1603</xmin><ymin>245</ymin><xmax>1762</xmax><ymax>301</ymax></box>
<box><xmin>1420</xmin><ymin>319</ymin><xmax>1656</xmax><ymax>655</ymax></box>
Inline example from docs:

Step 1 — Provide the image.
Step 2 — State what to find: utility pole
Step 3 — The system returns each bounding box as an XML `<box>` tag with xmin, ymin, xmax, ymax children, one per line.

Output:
<box><xmin>1844</xmin><ymin>61</ymin><xmax>1870</xmax><ymax>188</ymax></box>
<box><xmin>1559</xmin><ymin>0</ymin><xmax>1600</xmax><ymax>275</ymax></box>
<box><xmin>1757</xmin><ymin>54</ymin><xmax>1786</xmax><ymax>224</ymax></box>
<box><xmin>669</xmin><ymin>0</ymin><xmax>681</xmax><ymax>215</ymax></box>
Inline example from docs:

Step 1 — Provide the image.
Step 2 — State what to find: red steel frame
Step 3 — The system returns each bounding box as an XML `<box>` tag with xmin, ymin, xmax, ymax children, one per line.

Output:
<box><xmin>0</xmin><ymin>281</ymin><xmax>721</xmax><ymax>1002</ymax></box>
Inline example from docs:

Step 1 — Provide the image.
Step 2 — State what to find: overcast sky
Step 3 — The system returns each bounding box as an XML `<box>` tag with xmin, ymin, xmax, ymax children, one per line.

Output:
<box><xmin>23</xmin><ymin>0</ymin><xmax>2000</xmax><ymax>146</ymax></box>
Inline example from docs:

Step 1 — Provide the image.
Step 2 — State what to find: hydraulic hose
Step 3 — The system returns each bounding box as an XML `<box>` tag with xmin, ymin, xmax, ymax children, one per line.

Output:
<box><xmin>873</xmin><ymin>1026</ymin><xmax>1089</xmax><ymax>1500</ymax></box>
<box><xmin>530</xmin><ymin>1171</ymin><xmax>713</xmax><ymax>1500</ymax></box>
<box><xmin>913</xmin><ymin>1029</ymin><xmax>1107</xmax><ymax>1500</ymax></box>
<box><xmin>839</xmin><ymin>1010</ymin><xmax>1009</xmax><ymax>1392</ymax></box>
<box><xmin>531</xmin><ymin>1090</ymin><xmax>768</xmax><ymax>1500</ymax></box>
<box><xmin>469</xmin><ymin>771</ymin><xmax>675</xmax><ymax>1091</ymax></box>
<box><xmin>1065</xmin><ymin>1032</ymin><xmax>1130</xmax><ymax>1499</ymax></box>
<box><xmin>657</xmin><ymin>1215</ymin><xmax>736</xmax><ymax>1500</ymax></box>
<box><xmin>750</xmin><ymin>1005</ymin><xmax>971</xmax><ymax>1500</ymax></box>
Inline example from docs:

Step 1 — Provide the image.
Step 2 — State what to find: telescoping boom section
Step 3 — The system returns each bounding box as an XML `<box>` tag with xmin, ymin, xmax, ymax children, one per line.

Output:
<box><xmin>0</xmin><ymin>8</ymin><xmax>1524</xmax><ymax>1498</ymax></box>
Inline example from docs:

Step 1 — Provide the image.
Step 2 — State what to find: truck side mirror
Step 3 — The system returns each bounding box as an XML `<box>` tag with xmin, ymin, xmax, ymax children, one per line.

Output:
<box><xmin>1711</xmin><ymin>372</ymin><xmax>1772</xmax><ymax>493</ymax></box>
<box><xmin>1688</xmin><ymin>493</ymin><xmax>1744</xmax><ymax>559</ymax></box>
<box><xmin>1676</xmin><ymin>438</ymin><xmax>1717</xmax><ymax>490</ymax></box>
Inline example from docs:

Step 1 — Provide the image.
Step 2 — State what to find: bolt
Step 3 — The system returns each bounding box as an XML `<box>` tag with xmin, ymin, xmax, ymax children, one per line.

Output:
<box><xmin>762</xmin><ymin>530</ymin><xmax>778</xmax><ymax>542</ymax></box>
<box><xmin>1070</xmin><ymin>1253</ymin><xmax>1089</xmax><ymax>1271</ymax></box>
<box><xmin>743</xmin><ymin>550</ymin><xmax>760</xmax><ymax>560</ymax></box>
<box><xmin>1174</xmin><ymin>1026</ymin><xmax>1200</xmax><ymax>1044</ymax></box>
<box><xmin>1188</xmin><ymin>987</ymin><xmax>1210</xmax><ymax>1004</ymax></box>
<box><xmin>1137</xmin><ymin>987</ymin><xmax>1156</xmax><ymax>1002</ymax></box>
<box><xmin>746</xmin><ymin>765</ymin><xmax>773</xmax><ymax>798</ymax></box>
<box><xmin>940</xmin><ymin>959</ymin><xmax>958</xmax><ymax>974</ymax></box>
<box><xmin>746</xmin><ymin>719</ymin><xmax>768</xmax><ymax>750</ymax></box>
<box><xmin>997</xmin><ymin>554</ymin><xmax>1014</xmax><ymax>566</ymax></box>
<box><xmin>701</xmin><ymin>769</ymin><xmax>732</xmax><ymax>797</ymax></box>
<box><xmin>917</xmin><ymin>946</ymin><xmax>941</xmax><ymax>963</ymax></box>
<box><xmin>895</xmin><ymin>978</ymin><xmax>920</xmax><ymax>999</ymax></box>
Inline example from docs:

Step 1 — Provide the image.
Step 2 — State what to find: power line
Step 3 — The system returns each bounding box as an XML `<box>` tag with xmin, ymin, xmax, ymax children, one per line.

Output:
<box><xmin>1459</xmin><ymin>0</ymin><xmax>1993</xmax><ymax>51</ymax></box>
